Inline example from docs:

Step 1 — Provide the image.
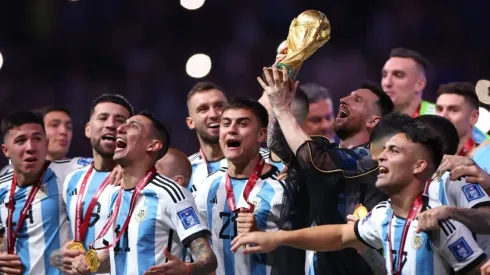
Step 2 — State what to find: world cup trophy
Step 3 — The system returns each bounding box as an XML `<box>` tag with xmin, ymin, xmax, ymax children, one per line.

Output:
<box><xmin>261</xmin><ymin>10</ymin><xmax>331</xmax><ymax>85</ymax></box>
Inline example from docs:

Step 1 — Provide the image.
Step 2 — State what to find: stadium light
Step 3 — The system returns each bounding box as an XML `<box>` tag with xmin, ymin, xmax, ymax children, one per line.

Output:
<box><xmin>476</xmin><ymin>107</ymin><xmax>490</xmax><ymax>133</ymax></box>
<box><xmin>186</xmin><ymin>53</ymin><xmax>212</xmax><ymax>78</ymax></box>
<box><xmin>180</xmin><ymin>0</ymin><xmax>205</xmax><ymax>10</ymax></box>
<box><xmin>0</xmin><ymin>52</ymin><xmax>3</xmax><ymax>70</ymax></box>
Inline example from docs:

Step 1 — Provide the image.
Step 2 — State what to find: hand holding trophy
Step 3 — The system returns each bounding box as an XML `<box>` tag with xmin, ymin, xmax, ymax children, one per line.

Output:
<box><xmin>261</xmin><ymin>10</ymin><xmax>331</xmax><ymax>86</ymax></box>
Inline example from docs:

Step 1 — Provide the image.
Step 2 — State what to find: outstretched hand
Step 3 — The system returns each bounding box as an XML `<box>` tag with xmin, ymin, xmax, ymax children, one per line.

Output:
<box><xmin>258</xmin><ymin>67</ymin><xmax>298</xmax><ymax>114</ymax></box>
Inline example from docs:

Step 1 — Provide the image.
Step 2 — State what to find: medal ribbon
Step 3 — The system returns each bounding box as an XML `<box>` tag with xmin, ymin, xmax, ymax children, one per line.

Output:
<box><xmin>411</xmin><ymin>104</ymin><xmax>421</xmax><ymax>118</ymax></box>
<box><xmin>7</xmin><ymin>163</ymin><xmax>48</xmax><ymax>254</ymax></box>
<box><xmin>224</xmin><ymin>157</ymin><xmax>265</xmax><ymax>212</ymax></box>
<box><xmin>89</xmin><ymin>167</ymin><xmax>156</xmax><ymax>250</ymax></box>
<box><xmin>74</xmin><ymin>164</ymin><xmax>113</xmax><ymax>243</ymax></box>
<box><xmin>387</xmin><ymin>194</ymin><xmax>423</xmax><ymax>275</ymax></box>
<box><xmin>457</xmin><ymin>137</ymin><xmax>475</xmax><ymax>157</ymax></box>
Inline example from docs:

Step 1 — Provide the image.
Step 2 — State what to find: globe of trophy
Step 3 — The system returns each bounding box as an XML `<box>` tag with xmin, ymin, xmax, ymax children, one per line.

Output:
<box><xmin>261</xmin><ymin>10</ymin><xmax>331</xmax><ymax>86</ymax></box>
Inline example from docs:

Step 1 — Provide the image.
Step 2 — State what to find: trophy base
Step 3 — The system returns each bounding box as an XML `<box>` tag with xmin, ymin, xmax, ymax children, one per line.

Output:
<box><xmin>260</xmin><ymin>67</ymin><xmax>294</xmax><ymax>89</ymax></box>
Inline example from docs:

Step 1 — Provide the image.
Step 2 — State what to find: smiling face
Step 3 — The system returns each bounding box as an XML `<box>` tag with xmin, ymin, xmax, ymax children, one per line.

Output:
<box><xmin>86</xmin><ymin>102</ymin><xmax>131</xmax><ymax>158</ymax></box>
<box><xmin>186</xmin><ymin>89</ymin><xmax>227</xmax><ymax>145</ymax></box>
<box><xmin>44</xmin><ymin>111</ymin><xmax>72</xmax><ymax>160</ymax></box>
<box><xmin>436</xmin><ymin>93</ymin><xmax>479</xmax><ymax>138</ymax></box>
<box><xmin>2</xmin><ymin>123</ymin><xmax>47</xmax><ymax>176</ymax></box>
<box><xmin>219</xmin><ymin>108</ymin><xmax>266</xmax><ymax>163</ymax></box>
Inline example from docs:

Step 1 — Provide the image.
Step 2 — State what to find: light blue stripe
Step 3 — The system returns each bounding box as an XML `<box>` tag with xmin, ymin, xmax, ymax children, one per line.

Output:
<box><xmin>473</xmin><ymin>144</ymin><xmax>490</xmax><ymax>172</ymax></box>
<box><xmin>308</xmin><ymin>255</ymin><xmax>317</xmax><ymax>275</ymax></box>
<box><xmin>381</xmin><ymin>208</ymin><xmax>392</xmax><ymax>261</ymax></box>
<box><xmin>208</xmin><ymin>161</ymin><xmax>222</xmax><ymax>174</ymax></box>
<box><xmin>41</xmin><ymin>170</ymin><xmax>61</xmax><ymax>275</ymax></box>
<box><xmin>393</xmin><ymin>217</ymin><xmax>404</xmax><ymax>273</ymax></box>
<box><xmin>114</xmin><ymin>191</ymin><xmax>132</xmax><ymax>275</ymax></box>
<box><xmin>415</xmin><ymin>233</ymin><xmax>433</xmax><ymax>274</ymax></box>
<box><xmin>206</xmin><ymin>178</ymin><xmax>221</xmax><ymax>236</ymax></box>
<box><xmin>137</xmin><ymin>191</ymin><xmax>157</xmax><ymax>275</ymax></box>
<box><xmin>187</xmin><ymin>163</ymin><xmax>200</xmax><ymax>191</ymax></box>
<box><xmin>439</xmin><ymin>178</ymin><xmax>448</xmax><ymax>206</ymax></box>
<box><xmin>14</xmin><ymin>188</ymin><xmax>31</xmax><ymax>275</ymax></box>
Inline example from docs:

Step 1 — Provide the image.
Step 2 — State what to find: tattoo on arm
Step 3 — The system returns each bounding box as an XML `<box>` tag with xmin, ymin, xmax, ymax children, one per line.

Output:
<box><xmin>189</xmin><ymin>236</ymin><xmax>217</xmax><ymax>275</ymax></box>
<box><xmin>267</xmin><ymin>114</ymin><xmax>293</xmax><ymax>164</ymax></box>
<box><xmin>49</xmin><ymin>249</ymin><xmax>63</xmax><ymax>269</ymax></box>
<box><xmin>451</xmin><ymin>207</ymin><xmax>490</xmax><ymax>234</ymax></box>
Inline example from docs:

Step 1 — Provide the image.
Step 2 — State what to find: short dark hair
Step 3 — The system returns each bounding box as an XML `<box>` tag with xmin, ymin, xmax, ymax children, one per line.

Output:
<box><xmin>223</xmin><ymin>98</ymin><xmax>269</xmax><ymax>128</ymax></box>
<box><xmin>370</xmin><ymin>112</ymin><xmax>412</xmax><ymax>143</ymax></box>
<box><xmin>139</xmin><ymin>111</ymin><xmax>170</xmax><ymax>160</ymax></box>
<box><xmin>401</xmin><ymin>121</ymin><xmax>444</xmax><ymax>171</ymax></box>
<box><xmin>390</xmin><ymin>47</ymin><xmax>429</xmax><ymax>74</ymax></box>
<box><xmin>414</xmin><ymin>115</ymin><xmax>460</xmax><ymax>155</ymax></box>
<box><xmin>1</xmin><ymin>111</ymin><xmax>45</xmax><ymax>139</ymax></box>
<box><xmin>90</xmin><ymin>94</ymin><xmax>134</xmax><ymax>117</ymax></box>
<box><xmin>38</xmin><ymin>106</ymin><xmax>71</xmax><ymax>118</ymax></box>
<box><xmin>360</xmin><ymin>81</ymin><xmax>394</xmax><ymax>116</ymax></box>
<box><xmin>299</xmin><ymin>83</ymin><xmax>331</xmax><ymax>104</ymax></box>
<box><xmin>437</xmin><ymin>82</ymin><xmax>479</xmax><ymax>110</ymax></box>
<box><xmin>291</xmin><ymin>87</ymin><xmax>310</xmax><ymax>124</ymax></box>
<box><xmin>187</xmin><ymin>81</ymin><xmax>225</xmax><ymax>104</ymax></box>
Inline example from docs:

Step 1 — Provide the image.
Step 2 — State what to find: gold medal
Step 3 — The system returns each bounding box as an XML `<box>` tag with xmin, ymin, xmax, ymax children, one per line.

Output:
<box><xmin>85</xmin><ymin>249</ymin><xmax>100</xmax><ymax>273</ymax></box>
<box><xmin>67</xmin><ymin>241</ymin><xmax>86</xmax><ymax>252</ymax></box>
<box><xmin>353</xmin><ymin>204</ymin><xmax>369</xmax><ymax>218</ymax></box>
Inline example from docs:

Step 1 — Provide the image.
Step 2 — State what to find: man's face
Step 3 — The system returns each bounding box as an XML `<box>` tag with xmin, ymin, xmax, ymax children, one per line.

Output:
<box><xmin>86</xmin><ymin>102</ymin><xmax>131</xmax><ymax>158</ymax></box>
<box><xmin>381</xmin><ymin>57</ymin><xmax>423</xmax><ymax>112</ymax></box>
<box><xmin>334</xmin><ymin>89</ymin><xmax>380</xmax><ymax>140</ymax></box>
<box><xmin>44</xmin><ymin>111</ymin><xmax>72</xmax><ymax>159</ymax></box>
<box><xmin>376</xmin><ymin>133</ymin><xmax>424</xmax><ymax>194</ymax></box>
<box><xmin>219</xmin><ymin>108</ymin><xmax>266</xmax><ymax>162</ymax></box>
<box><xmin>302</xmin><ymin>99</ymin><xmax>335</xmax><ymax>136</ymax></box>
<box><xmin>436</xmin><ymin>94</ymin><xmax>478</xmax><ymax>138</ymax></box>
<box><xmin>2</xmin><ymin>123</ymin><xmax>47</xmax><ymax>176</ymax></box>
<box><xmin>187</xmin><ymin>90</ymin><xmax>227</xmax><ymax>144</ymax></box>
<box><xmin>114</xmin><ymin>115</ymin><xmax>154</xmax><ymax>164</ymax></box>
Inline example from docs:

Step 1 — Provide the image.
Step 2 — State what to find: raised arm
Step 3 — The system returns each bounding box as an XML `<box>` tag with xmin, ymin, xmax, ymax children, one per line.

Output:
<box><xmin>267</xmin><ymin>113</ymin><xmax>296</xmax><ymax>165</ymax></box>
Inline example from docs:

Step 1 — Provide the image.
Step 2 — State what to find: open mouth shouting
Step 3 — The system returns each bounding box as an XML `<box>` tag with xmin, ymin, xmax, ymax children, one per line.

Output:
<box><xmin>225</xmin><ymin>138</ymin><xmax>242</xmax><ymax>151</ymax></box>
<box><xmin>101</xmin><ymin>134</ymin><xmax>117</xmax><ymax>145</ymax></box>
<box><xmin>378</xmin><ymin>165</ymin><xmax>389</xmax><ymax>178</ymax></box>
<box><xmin>337</xmin><ymin>104</ymin><xmax>350</xmax><ymax>119</ymax></box>
<box><xmin>115</xmin><ymin>136</ymin><xmax>127</xmax><ymax>153</ymax></box>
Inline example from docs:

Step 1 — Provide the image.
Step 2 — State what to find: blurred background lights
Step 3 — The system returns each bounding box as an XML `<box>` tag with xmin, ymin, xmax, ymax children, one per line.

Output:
<box><xmin>180</xmin><ymin>0</ymin><xmax>205</xmax><ymax>10</ymax></box>
<box><xmin>186</xmin><ymin>53</ymin><xmax>211</xmax><ymax>78</ymax></box>
<box><xmin>0</xmin><ymin>52</ymin><xmax>3</xmax><ymax>70</ymax></box>
<box><xmin>476</xmin><ymin>107</ymin><xmax>490</xmax><ymax>133</ymax></box>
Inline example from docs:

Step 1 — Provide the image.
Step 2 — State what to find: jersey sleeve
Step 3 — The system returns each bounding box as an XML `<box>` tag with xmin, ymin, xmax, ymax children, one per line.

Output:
<box><xmin>445</xmin><ymin>175</ymin><xmax>490</xmax><ymax>209</ymax></box>
<box><xmin>431</xmin><ymin>218</ymin><xmax>487</xmax><ymax>273</ymax></box>
<box><xmin>353</xmin><ymin>202</ymin><xmax>387</xmax><ymax>249</ymax></box>
<box><xmin>166</xmin><ymin>187</ymin><xmax>210</xmax><ymax>247</ymax></box>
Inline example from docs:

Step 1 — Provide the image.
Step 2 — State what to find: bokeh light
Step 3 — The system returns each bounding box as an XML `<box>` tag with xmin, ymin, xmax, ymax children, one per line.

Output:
<box><xmin>186</xmin><ymin>53</ymin><xmax>212</xmax><ymax>78</ymax></box>
<box><xmin>180</xmin><ymin>0</ymin><xmax>205</xmax><ymax>10</ymax></box>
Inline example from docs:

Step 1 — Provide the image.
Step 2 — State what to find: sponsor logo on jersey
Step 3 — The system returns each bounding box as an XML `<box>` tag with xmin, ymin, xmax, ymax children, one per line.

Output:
<box><xmin>449</xmin><ymin>237</ymin><xmax>474</xmax><ymax>262</ymax></box>
<box><xmin>462</xmin><ymin>183</ymin><xmax>484</xmax><ymax>202</ymax></box>
<box><xmin>177</xmin><ymin>207</ymin><xmax>200</xmax><ymax>229</ymax></box>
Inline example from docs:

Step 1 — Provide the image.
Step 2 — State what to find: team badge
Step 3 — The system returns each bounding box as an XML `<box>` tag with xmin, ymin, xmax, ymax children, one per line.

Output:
<box><xmin>412</xmin><ymin>233</ymin><xmax>423</xmax><ymax>249</ymax></box>
<box><xmin>251</xmin><ymin>200</ymin><xmax>260</xmax><ymax>212</ymax></box>
<box><xmin>134</xmin><ymin>209</ymin><xmax>147</xmax><ymax>222</ymax></box>
<box><xmin>177</xmin><ymin>207</ymin><xmax>200</xmax><ymax>229</ymax></box>
<box><xmin>449</xmin><ymin>237</ymin><xmax>474</xmax><ymax>262</ymax></box>
<box><xmin>462</xmin><ymin>184</ymin><xmax>484</xmax><ymax>202</ymax></box>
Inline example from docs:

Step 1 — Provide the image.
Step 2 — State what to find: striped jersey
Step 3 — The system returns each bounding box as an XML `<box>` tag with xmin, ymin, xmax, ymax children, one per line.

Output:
<box><xmin>0</xmin><ymin>161</ymin><xmax>76</xmax><ymax>275</ymax></box>
<box><xmin>63</xmin><ymin>165</ymin><xmax>116</xmax><ymax>275</ymax></box>
<box><xmin>188</xmin><ymin>152</ymin><xmax>227</xmax><ymax>193</ymax></box>
<box><xmin>355</xmin><ymin>199</ymin><xmax>487</xmax><ymax>275</ymax></box>
<box><xmin>259</xmin><ymin>147</ymin><xmax>287</xmax><ymax>173</ymax></box>
<box><xmin>194</xmin><ymin>166</ymin><xmax>285</xmax><ymax>275</ymax></box>
<box><xmin>427</xmin><ymin>172</ymin><xmax>490</xmax><ymax>255</ymax></box>
<box><xmin>105</xmin><ymin>173</ymin><xmax>210</xmax><ymax>275</ymax></box>
<box><xmin>0</xmin><ymin>157</ymin><xmax>92</xmax><ymax>178</ymax></box>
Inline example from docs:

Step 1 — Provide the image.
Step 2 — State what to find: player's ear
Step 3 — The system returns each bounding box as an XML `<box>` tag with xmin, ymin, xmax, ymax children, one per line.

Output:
<box><xmin>85</xmin><ymin>122</ymin><xmax>91</xmax><ymax>138</ymax></box>
<box><xmin>366</xmin><ymin>115</ymin><xmax>381</xmax><ymax>131</ymax></box>
<box><xmin>147</xmin><ymin>139</ymin><xmax>163</xmax><ymax>153</ymax></box>
<box><xmin>2</xmin><ymin>144</ymin><xmax>9</xmax><ymax>158</ymax></box>
<box><xmin>186</xmin><ymin>117</ymin><xmax>195</xmax><ymax>130</ymax></box>
<box><xmin>470</xmin><ymin>108</ymin><xmax>479</xmax><ymax>126</ymax></box>
<box><xmin>413</xmin><ymin>159</ymin><xmax>427</xmax><ymax>175</ymax></box>
<box><xmin>258</xmin><ymin>128</ymin><xmax>267</xmax><ymax>144</ymax></box>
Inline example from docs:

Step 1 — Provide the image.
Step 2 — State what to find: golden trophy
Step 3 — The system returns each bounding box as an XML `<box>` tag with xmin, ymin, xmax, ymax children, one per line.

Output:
<box><xmin>262</xmin><ymin>10</ymin><xmax>331</xmax><ymax>84</ymax></box>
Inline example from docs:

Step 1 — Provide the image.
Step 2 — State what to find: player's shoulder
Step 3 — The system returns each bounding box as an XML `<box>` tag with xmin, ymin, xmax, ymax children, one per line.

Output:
<box><xmin>0</xmin><ymin>164</ymin><xmax>13</xmax><ymax>177</ymax></box>
<box><xmin>0</xmin><ymin>169</ymin><xmax>14</xmax><ymax>187</ymax></box>
<box><xmin>203</xmin><ymin>167</ymin><xmax>226</xmax><ymax>183</ymax></box>
<box><xmin>65</xmin><ymin>165</ymin><xmax>91</xmax><ymax>183</ymax></box>
<box><xmin>148</xmin><ymin>173</ymin><xmax>190</xmax><ymax>203</ymax></box>
<box><xmin>261</xmin><ymin>166</ymin><xmax>286</xmax><ymax>191</ymax></box>
<box><xmin>188</xmin><ymin>152</ymin><xmax>202</xmax><ymax>164</ymax></box>
<box><xmin>359</xmin><ymin>201</ymin><xmax>390</xmax><ymax>226</ymax></box>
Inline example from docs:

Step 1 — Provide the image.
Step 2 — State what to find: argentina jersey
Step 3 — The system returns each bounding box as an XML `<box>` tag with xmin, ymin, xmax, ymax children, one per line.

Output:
<box><xmin>188</xmin><ymin>152</ymin><xmax>227</xmax><ymax>192</ymax></box>
<box><xmin>355</xmin><ymin>199</ymin><xmax>487</xmax><ymax>275</ymax></box>
<box><xmin>0</xmin><ymin>162</ymin><xmax>72</xmax><ymax>275</ymax></box>
<box><xmin>106</xmin><ymin>174</ymin><xmax>210</xmax><ymax>275</ymax></box>
<box><xmin>194</xmin><ymin>166</ymin><xmax>285</xmax><ymax>275</ymax></box>
<box><xmin>427</xmin><ymin>172</ymin><xmax>490</xmax><ymax>255</ymax></box>
<box><xmin>63</xmin><ymin>165</ymin><xmax>116</xmax><ymax>275</ymax></box>
<box><xmin>260</xmin><ymin>147</ymin><xmax>287</xmax><ymax>173</ymax></box>
<box><xmin>473</xmin><ymin>143</ymin><xmax>490</xmax><ymax>171</ymax></box>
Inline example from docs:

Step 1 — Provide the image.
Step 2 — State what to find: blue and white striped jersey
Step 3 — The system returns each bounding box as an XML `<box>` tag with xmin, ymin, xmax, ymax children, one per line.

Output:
<box><xmin>63</xmin><ymin>165</ymin><xmax>116</xmax><ymax>275</ymax></box>
<box><xmin>0</xmin><ymin>157</ymin><xmax>92</xmax><ymax>178</ymax></box>
<box><xmin>427</xmin><ymin>172</ymin><xmax>490</xmax><ymax>255</ymax></box>
<box><xmin>355</xmin><ymin>199</ymin><xmax>487</xmax><ymax>275</ymax></box>
<box><xmin>259</xmin><ymin>147</ymin><xmax>287</xmax><ymax>173</ymax></box>
<box><xmin>105</xmin><ymin>173</ymin><xmax>210</xmax><ymax>275</ymax></box>
<box><xmin>473</xmin><ymin>143</ymin><xmax>490</xmax><ymax>172</ymax></box>
<box><xmin>188</xmin><ymin>152</ymin><xmax>227</xmax><ymax>193</ymax></box>
<box><xmin>0</xmin><ymin>161</ymin><xmax>76</xmax><ymax>275</ymax></box>
<box><xmin>194</xmin><ymin>166</ymin><xmax>285</xmax><ymax>275</ymax></box>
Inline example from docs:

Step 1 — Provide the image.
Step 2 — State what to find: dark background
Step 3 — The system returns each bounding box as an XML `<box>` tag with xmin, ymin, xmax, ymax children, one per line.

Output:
<box><xmin>0</xmin><ymin>0</ymin><xmax>489</xmax><ymax>163</ymax></box>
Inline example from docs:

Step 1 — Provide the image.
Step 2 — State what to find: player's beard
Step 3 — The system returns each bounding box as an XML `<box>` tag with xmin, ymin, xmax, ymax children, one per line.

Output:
<box><xmin>334</xmin><ymin>118</ymin><xmax>362</xmax><ymax>141</ymax></box>
<box><xmin>196</xmin><ymin>127</ymin><xmax>220</xmax><ymax>145</ymax></box>
<box><xmin>91</xmin><ymin>138</ymin><xmax>115</xmax><ymax>159</ymax></box>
